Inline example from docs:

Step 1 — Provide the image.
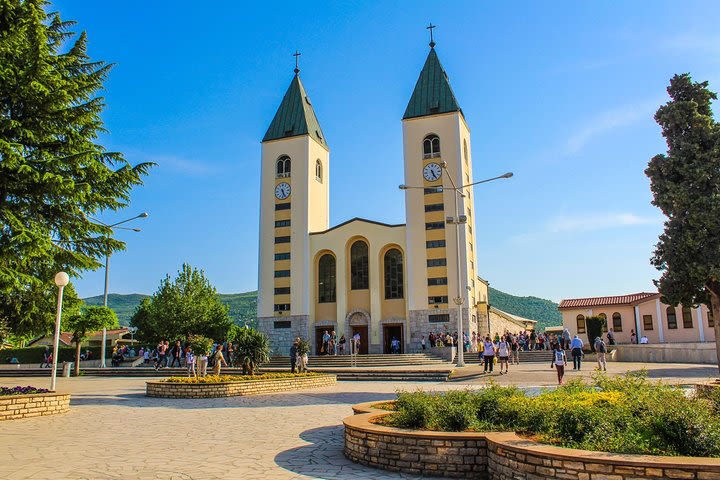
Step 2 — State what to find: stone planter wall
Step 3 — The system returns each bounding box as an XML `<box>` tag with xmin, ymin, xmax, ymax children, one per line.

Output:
<box><xmin>146</xmin><ymin>374</ymin><xmax>336</xmax><ymax>398</ymax></box>
<box><xmin>344</xmin><ymin>403</ymin><xmax>720</xmax><ymax>480</ymax></box>
<box><xmin>0</xmin><ymin>392</ymin><xmax>70</xmax><ymax>421</ymax></box>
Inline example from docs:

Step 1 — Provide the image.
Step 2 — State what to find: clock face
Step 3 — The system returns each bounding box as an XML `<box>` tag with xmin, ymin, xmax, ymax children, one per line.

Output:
<box><xmin>275</xmin><ymin>182</ymin><xmax>291</xmax><ymax>200</ymax></box>
<box><xmin>423</xmin><ymin>162</ymin><xmax>442</xmax><ymax>182</ymax></box>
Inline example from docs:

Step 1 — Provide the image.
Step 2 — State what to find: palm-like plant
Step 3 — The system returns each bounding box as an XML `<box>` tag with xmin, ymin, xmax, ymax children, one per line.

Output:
<box><xmin>234</xmin><ymin>328</ymin><xmax>270</xmax><ymax>375</ymax></box>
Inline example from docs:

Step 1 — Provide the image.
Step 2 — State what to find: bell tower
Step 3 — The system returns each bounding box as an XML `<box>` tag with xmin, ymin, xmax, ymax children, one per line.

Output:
<box><xmin>257</xmin><ymin>58</ymin><xmax>330</xmax><ymax>353</ymax></box>
<box><xmin>402</xmin><ymin>36</ymin><xmax>481</xmax><ymax>349</ymax></box>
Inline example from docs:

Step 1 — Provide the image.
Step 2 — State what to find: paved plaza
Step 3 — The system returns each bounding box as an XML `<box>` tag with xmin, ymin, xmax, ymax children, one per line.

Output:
<box><xmin>0</xmin><ymin>361</ymin><xmax>717</xmax><ymax>480</ymax></box>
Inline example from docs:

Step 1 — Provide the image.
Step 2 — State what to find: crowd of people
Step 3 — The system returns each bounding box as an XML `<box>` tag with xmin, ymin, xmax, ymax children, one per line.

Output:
<box><xmin>317</xmin><ymin>330</ymin><xmax>362</xmax><ymax>356</ymax></box>
<box><xmin>137</xmin><ymin>339</ymin><xmax>233</xmax><ymax>378</ymax></box>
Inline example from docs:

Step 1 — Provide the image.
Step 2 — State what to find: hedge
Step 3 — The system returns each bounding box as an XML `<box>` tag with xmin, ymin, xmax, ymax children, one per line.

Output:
<box><xmin>0</xmin><ymin>346</ymin><xmax>108</xmax><ymax>364</ymax></box>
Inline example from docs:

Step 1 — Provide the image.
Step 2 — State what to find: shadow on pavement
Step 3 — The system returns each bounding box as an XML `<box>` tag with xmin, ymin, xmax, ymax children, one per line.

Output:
<box><xmin>627</xmin><ymin>365</ymin><xmax>717</xmax><ymax>380</ymax></box>
<box><xmin>70</xmin><ymin>391</ymin><xmax>397</xmax><ymax>410</ymax></box>
<box><xmin>274</xmin><ymin>425</ymin><xmax>420</xmax><ymax>480</ymax></box>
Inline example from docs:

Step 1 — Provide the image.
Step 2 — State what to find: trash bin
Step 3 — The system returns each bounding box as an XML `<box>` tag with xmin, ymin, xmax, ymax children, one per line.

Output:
<box><xmin>62</xmin><ymin>362</ymin><xmax>73</xmax><ymax>377</ymax></box>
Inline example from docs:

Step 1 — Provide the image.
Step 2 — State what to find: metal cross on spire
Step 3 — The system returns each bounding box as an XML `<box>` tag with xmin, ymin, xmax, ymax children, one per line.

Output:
<box><xmin>293</xmin><ymin>50</ymin><xmax>301</xmax><ymax>74</ymax></box>
<box><xmin>427</xmin><ymin>23</ymin><xmax>437</xmax><ymax>48</ymax></box>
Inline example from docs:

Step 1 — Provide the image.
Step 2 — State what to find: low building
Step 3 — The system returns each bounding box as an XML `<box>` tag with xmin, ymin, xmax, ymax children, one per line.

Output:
<box><xmin>28</xmin><ymin>328</ymin><xmax>136</xmax><ymax>349</ymax></box>
<box><xmin>559</xmin><ymin>292</ymin><xmax>715</xmax><ymax>344</ymax></box>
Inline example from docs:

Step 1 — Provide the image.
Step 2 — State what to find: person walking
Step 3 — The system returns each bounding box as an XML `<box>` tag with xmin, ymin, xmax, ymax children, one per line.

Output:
<box><xmin>481</xmin><ymin>336</ymin><xmax>495</xmax><ymax>373</ymax></box>
<box><xmin>212</xmin><ymin>344</ymin><xmax>227</xmax><ymax>375</ymax></box>
<box><xmin>421</xmin><ymin>335</ymin><xmax>426</xmax><ymax>351</ymax></box>
<box><xmin>561</xmin><ymin>328</ymin><xmax>571</xmax><ymax>350</ymax></box>
<box><xmin>154</xmin><ymin>340</ymin><xmax>167</xmax><ymax>370</ymax></box>
<box><xmin>169</xmin><ymin>340</ymin><xmax>183</xmax><ymax>367</ymax></box>
<box><xmin>594</xmin><ymin>336</ymin><xmax>607</xmax><ymax>371</ymax></box>
<box><xmin>185</xmin><ymin>346</ymin><xmax>196</xmax><ymax>378</ymax></box>
<box><xmin>226</xmin><ymin>341</ymin><xmax>234</xmax><ymax>367</ymax></box>
<box><xmin>570</xmin><ymin>335</ymin><xmax>584</xmax><ymax>370</ymax></box>
<box><xmin>606</xmin><ymin>328</ymin><xmax>616</xmax><ymax>346</ymax></box>
<box><xmin>510</xmin><ymin>336</ymin><xmax>520</xmax><ymax>365</ymax></box>
<box><xmin>551</xmin><ymin>344</ymin><xmax>568</xmax><ymax>385</ymax></box>
<box><xmin>290</xmin><ymin>339</ymin><xmax>298</xmax><ymax>373</ymax></box>
<box><xmin>197</xmin><ymin>350</ymin><xmax>208</xmax><ymax>377</ymax></box>
<box><xmin>40</xmin><ymin>346</ymin><xmax>50</xmax><ymax>368</ymax></box>
<box><xmin>497</xmin><ymin>336</ymin><xmax>510</xmax><ymax>374</ymax></box>
<box><xmin>630</xmin><ymin>329</ymin><xmax>637</xmax><ymax>344</ymax></box>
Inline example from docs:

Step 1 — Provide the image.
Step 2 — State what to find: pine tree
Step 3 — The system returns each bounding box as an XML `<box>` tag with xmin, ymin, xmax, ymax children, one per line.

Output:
<box><xmin>646</xmin><ymin>73</ymin><xmax>720</xmax><ymax>370</ymax></box>
<box><xmin>0</xmin><ymin>1</ymin><xmax>152</xmax><ymax>336</ymax></box>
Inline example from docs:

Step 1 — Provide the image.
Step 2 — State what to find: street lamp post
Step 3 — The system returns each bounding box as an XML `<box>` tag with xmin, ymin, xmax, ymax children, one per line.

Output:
<box><xmin>51</xmin><ymin>272</ymin><xmax>70</xmax><ymax>391</ymax></box>
<box><xmin>98</xmin><ymin>213</ymin><xmax>148</xmax><ymax>367</ymax></box>
<box><xmin>400</xmin><ymin>170</ymin><xmax>512</xmax><ymax>368</ymax></box>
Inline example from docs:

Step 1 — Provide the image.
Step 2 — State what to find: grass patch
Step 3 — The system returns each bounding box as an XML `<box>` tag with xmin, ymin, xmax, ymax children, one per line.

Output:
<box><xmin>379</xmin><ymin>373</ymin><xmax>720</xmax><ymax>457</ymax></box>
<box><xmin>162</xmin><ymin>372</ymin><xmax>322</xmax><ymax>383</ymax></box>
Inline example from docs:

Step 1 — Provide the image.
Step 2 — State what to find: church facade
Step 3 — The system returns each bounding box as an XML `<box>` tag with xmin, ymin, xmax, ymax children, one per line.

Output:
<box><xmin>257</xmin><ymin>43</ymin><xmax>492</xmax><ymax>355</ymax></box>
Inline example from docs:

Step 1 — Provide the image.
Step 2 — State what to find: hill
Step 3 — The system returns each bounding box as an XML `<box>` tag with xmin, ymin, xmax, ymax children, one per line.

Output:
<box><xmin>488</xmin><ymin>287</ymin><xmax>561</xmax><ymax>330</ymax></box>
<box><xmin>83</xmin><ymin>292</ymin><xmax>258</xmax><ymax>327</ymax></box>
<box><xmin>84</xmin><ymin>288</ymin><xmax>560</xmax><ymax>331</ymax></box>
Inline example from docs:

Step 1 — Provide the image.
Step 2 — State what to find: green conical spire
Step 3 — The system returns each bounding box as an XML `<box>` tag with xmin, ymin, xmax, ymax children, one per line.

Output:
<box><xmin>403</xmin><ymin>48</ymin><xmax>462</xmax><ymax>120</ymax></box>
<box><xmin>263</xmin><ymin>74</ymin><xmax>327</xmax><ymax>147</ymax></box>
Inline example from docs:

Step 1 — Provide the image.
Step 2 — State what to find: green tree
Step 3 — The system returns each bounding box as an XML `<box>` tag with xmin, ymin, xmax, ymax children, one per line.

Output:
<box><xmin>130</xmin><ymin>264</ymin><xmax>232</xmax><ymax>342</ymax></box>
<box><xmin>646</xmin><ymin>73</ymin><xmax>720</xmax><ymax>369</ymax></box>
<box><xmin>0</xmin><ymin>0</ymin><xmax>152</xmax><ymax>338</ymax></box>
<box><xmin>66</xmin><ymin>306</ymin><xmax>118</xmax><ymax>375</ymax></box>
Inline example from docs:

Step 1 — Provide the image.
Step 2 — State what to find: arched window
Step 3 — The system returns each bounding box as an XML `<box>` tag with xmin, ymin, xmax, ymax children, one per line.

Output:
<box><xmin>276</xmin><ymin>156</ymin><xmax>291</xmax><ymax>178</ymax></box>
<box><xmin>463</xmin><ymin>139</ymin><xmax>468</xmax><ymax>164</ymax></box>
<box><xmin>682</xmin><ymin>306</ymin><xmax>693</xmax><ymax>328</ymax></box>
<box><xmin>576</xmin><ymin>314</ymin><xmax>586</xmax><ymax>333</ymax></box>
<box><xmin>423</xmin><ymin>134</ymin><xmax>440</xmax><ymax>159</ymax></box>
<box><xmin>350</xmin><ymin>240</ymin><xmax>369</xmax><ymax>290</ymax></box>
<box><xmin>598</xmin><ymin>312</ymin><xmax>608</xmax><ymax>332</ymax></box>
<box><xmin>384</xmin><ymin>248</ymin><xmax>404</xmax><ymax>299</ymax></box>
<box><xmin>612</xmin><ymin>312</ymin><xmax>623</xmax><ymax>332</ymax></box>
<box><xmin>317</xmin><ymin>254</ymin><xmax>336</xmax><ymax>303</ymax></box>
<box><xmin>315</xmin><ymin>159</ymin><xmax>323</xmax><ymax>183</ymax></box>
<box><xmin>667</xmin><ymin>306</ymin><xmax>677</xmax><ymax>329</ymax></box>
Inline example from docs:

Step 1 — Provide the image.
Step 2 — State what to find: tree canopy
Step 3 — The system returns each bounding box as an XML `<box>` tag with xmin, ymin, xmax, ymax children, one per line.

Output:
<box><xmin>130</xmin><ymin>264</ymin><xmax>232</xmax><ymax>342</ymax></box>
<box><xmin>66</xmin><ymin>305</ymin><xmax>118</xmax><ymax>375</ymax></box>
<box><xmin>646</xmin><ymin>73</ymin><xmax>720</xmax><ymax>367</ymax></box>
<box><xmin>0</xmin><ymin>0</ymin><xmax>152</xmax><ymax>338</ymax></box>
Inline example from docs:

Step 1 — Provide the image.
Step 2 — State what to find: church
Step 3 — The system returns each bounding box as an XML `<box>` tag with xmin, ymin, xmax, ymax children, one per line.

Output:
<box><xmin>257</xmin><ymin>37</ymin><xmax>505</xmax><ymax>355</ymax></box>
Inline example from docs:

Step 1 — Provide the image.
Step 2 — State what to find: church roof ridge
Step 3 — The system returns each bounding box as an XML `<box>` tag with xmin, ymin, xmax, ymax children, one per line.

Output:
<box><xmin>309</xmin><ymin>217</ymin><xmax>405</xmax><ymax>235</ymax></box>
<box><xmin>403</xmin><ymin>47</ymin><xmax>462</xmax><ymax>120</ymax></box>
<box><xmin>262</xmin><ymin>73</ymin><xmax>327</xmax><ymax>148</ymax></box>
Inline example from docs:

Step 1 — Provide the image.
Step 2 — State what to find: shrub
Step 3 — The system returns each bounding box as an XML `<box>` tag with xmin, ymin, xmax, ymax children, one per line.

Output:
<box><xmin>233</xmin><ymin>328</ymin><xmax>270</xmax><ymax>375</ymax></box>
<box><xmin>189</xmin><ymin>335</ymin><xmax>213</xmax><ymax>356</ymax></box>
<box><xmin>380</xmin><ymin>373</ymin><xmax>720</xmax><ymax>457</ymax></box>
<box><xmin>390</xmin><ymin>390</ymin><xmax>435</xmax><ymax>429</ymax></box>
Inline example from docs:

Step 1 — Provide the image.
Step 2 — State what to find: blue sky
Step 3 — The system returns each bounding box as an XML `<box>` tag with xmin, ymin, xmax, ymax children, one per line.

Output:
<box><xmin>58</xmin><ymin>1</ymin><xmax>720</xmax><ymax>302</ymax></box>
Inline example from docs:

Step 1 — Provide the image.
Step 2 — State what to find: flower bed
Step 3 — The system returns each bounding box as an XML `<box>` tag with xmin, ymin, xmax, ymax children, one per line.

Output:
<box><xmin>1</xmin><ymin>386</ymin><xmax>50</xmax><ymax>396</ymax></box>
<box><xmin>378</xmin><ymin>373</ymin><xmax>720</xmax><ymax>457</ymax></box>
<box><xmin>0</xmin><ymin>387</ymin><xmax>70</xmax><ymax>421</ymax></box>
<box><xmin>344</xmin><ymin>398</ymin><xmax>720</xmax><ymax>479</ymax></box>
<box><xmin>146</xmin><ymin>373</ymin><xmax>336</xmax><ymax>398</ymax></box>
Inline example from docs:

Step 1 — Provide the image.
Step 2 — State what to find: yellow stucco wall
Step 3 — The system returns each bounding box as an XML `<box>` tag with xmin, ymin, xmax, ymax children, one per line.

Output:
<box><xmin>561</xmin><ymin>298</ymin><xmax>715</xmax><ymax>344</ymax></box>
<box><xmin>309</xmin><ymin>220</ymin><xmax>406</xmax><ymax>345</ymax></box>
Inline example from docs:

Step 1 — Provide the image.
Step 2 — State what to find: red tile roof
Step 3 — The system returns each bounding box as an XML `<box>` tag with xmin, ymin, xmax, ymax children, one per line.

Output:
<box><xmin>558</xmin><ymin>292</ymin><xmax>659</xmax><ymax>309</ymax></box>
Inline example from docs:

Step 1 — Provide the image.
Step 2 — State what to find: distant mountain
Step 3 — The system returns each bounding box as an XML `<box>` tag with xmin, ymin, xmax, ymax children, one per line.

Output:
<box><xmin>488</xmin><ymin>287</ymin><xmax>561</xmax><ymax>330</ymax></box>
<box><xmin>83</xmin><ymin>291</ymin><xmax>258</xmax><ymax>327</ymax></box>
<box><xmin>85</xmin><ymin>287</ymin><xmax>561</xmax><ymax>331</ymax></box>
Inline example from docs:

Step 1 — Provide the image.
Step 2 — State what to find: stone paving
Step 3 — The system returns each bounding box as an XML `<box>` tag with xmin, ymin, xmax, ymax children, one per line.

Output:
<box><xmin>0</xmin><ymin>361</ymin><xmax>716</xmax><ymax>480</ymax></box>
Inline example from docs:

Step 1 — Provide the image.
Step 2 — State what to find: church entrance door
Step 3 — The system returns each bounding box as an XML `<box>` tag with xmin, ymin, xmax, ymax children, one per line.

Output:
<box><xmin>383</xmin><ymin>324</ymin><xmax>403</xmax><ymax>354</ymax></box>
<box><xmin>315</xmin><ymin>328</ymin><xmax>332</xmax><ymax>355</ymax></box>
<box><xmin>350</xmin><ymin>326</ymin><xmax>368</xmax><ymax>355</ymax></box>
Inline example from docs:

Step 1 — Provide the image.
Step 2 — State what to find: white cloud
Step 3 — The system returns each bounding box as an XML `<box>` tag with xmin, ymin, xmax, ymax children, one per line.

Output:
<box><xmin>563</xmin><ymin>100</ymin><xmax>658</xmax><ymax>155</ymax></box>
<box><xmin>547</xmin><ymin>212</ymin><xmax>662</xmax><ymax>233</ymax></box>
<box><xmin>130</xmin><ymin>152</ymin><xmax>219</xmax><ymax>176</ymax></box>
